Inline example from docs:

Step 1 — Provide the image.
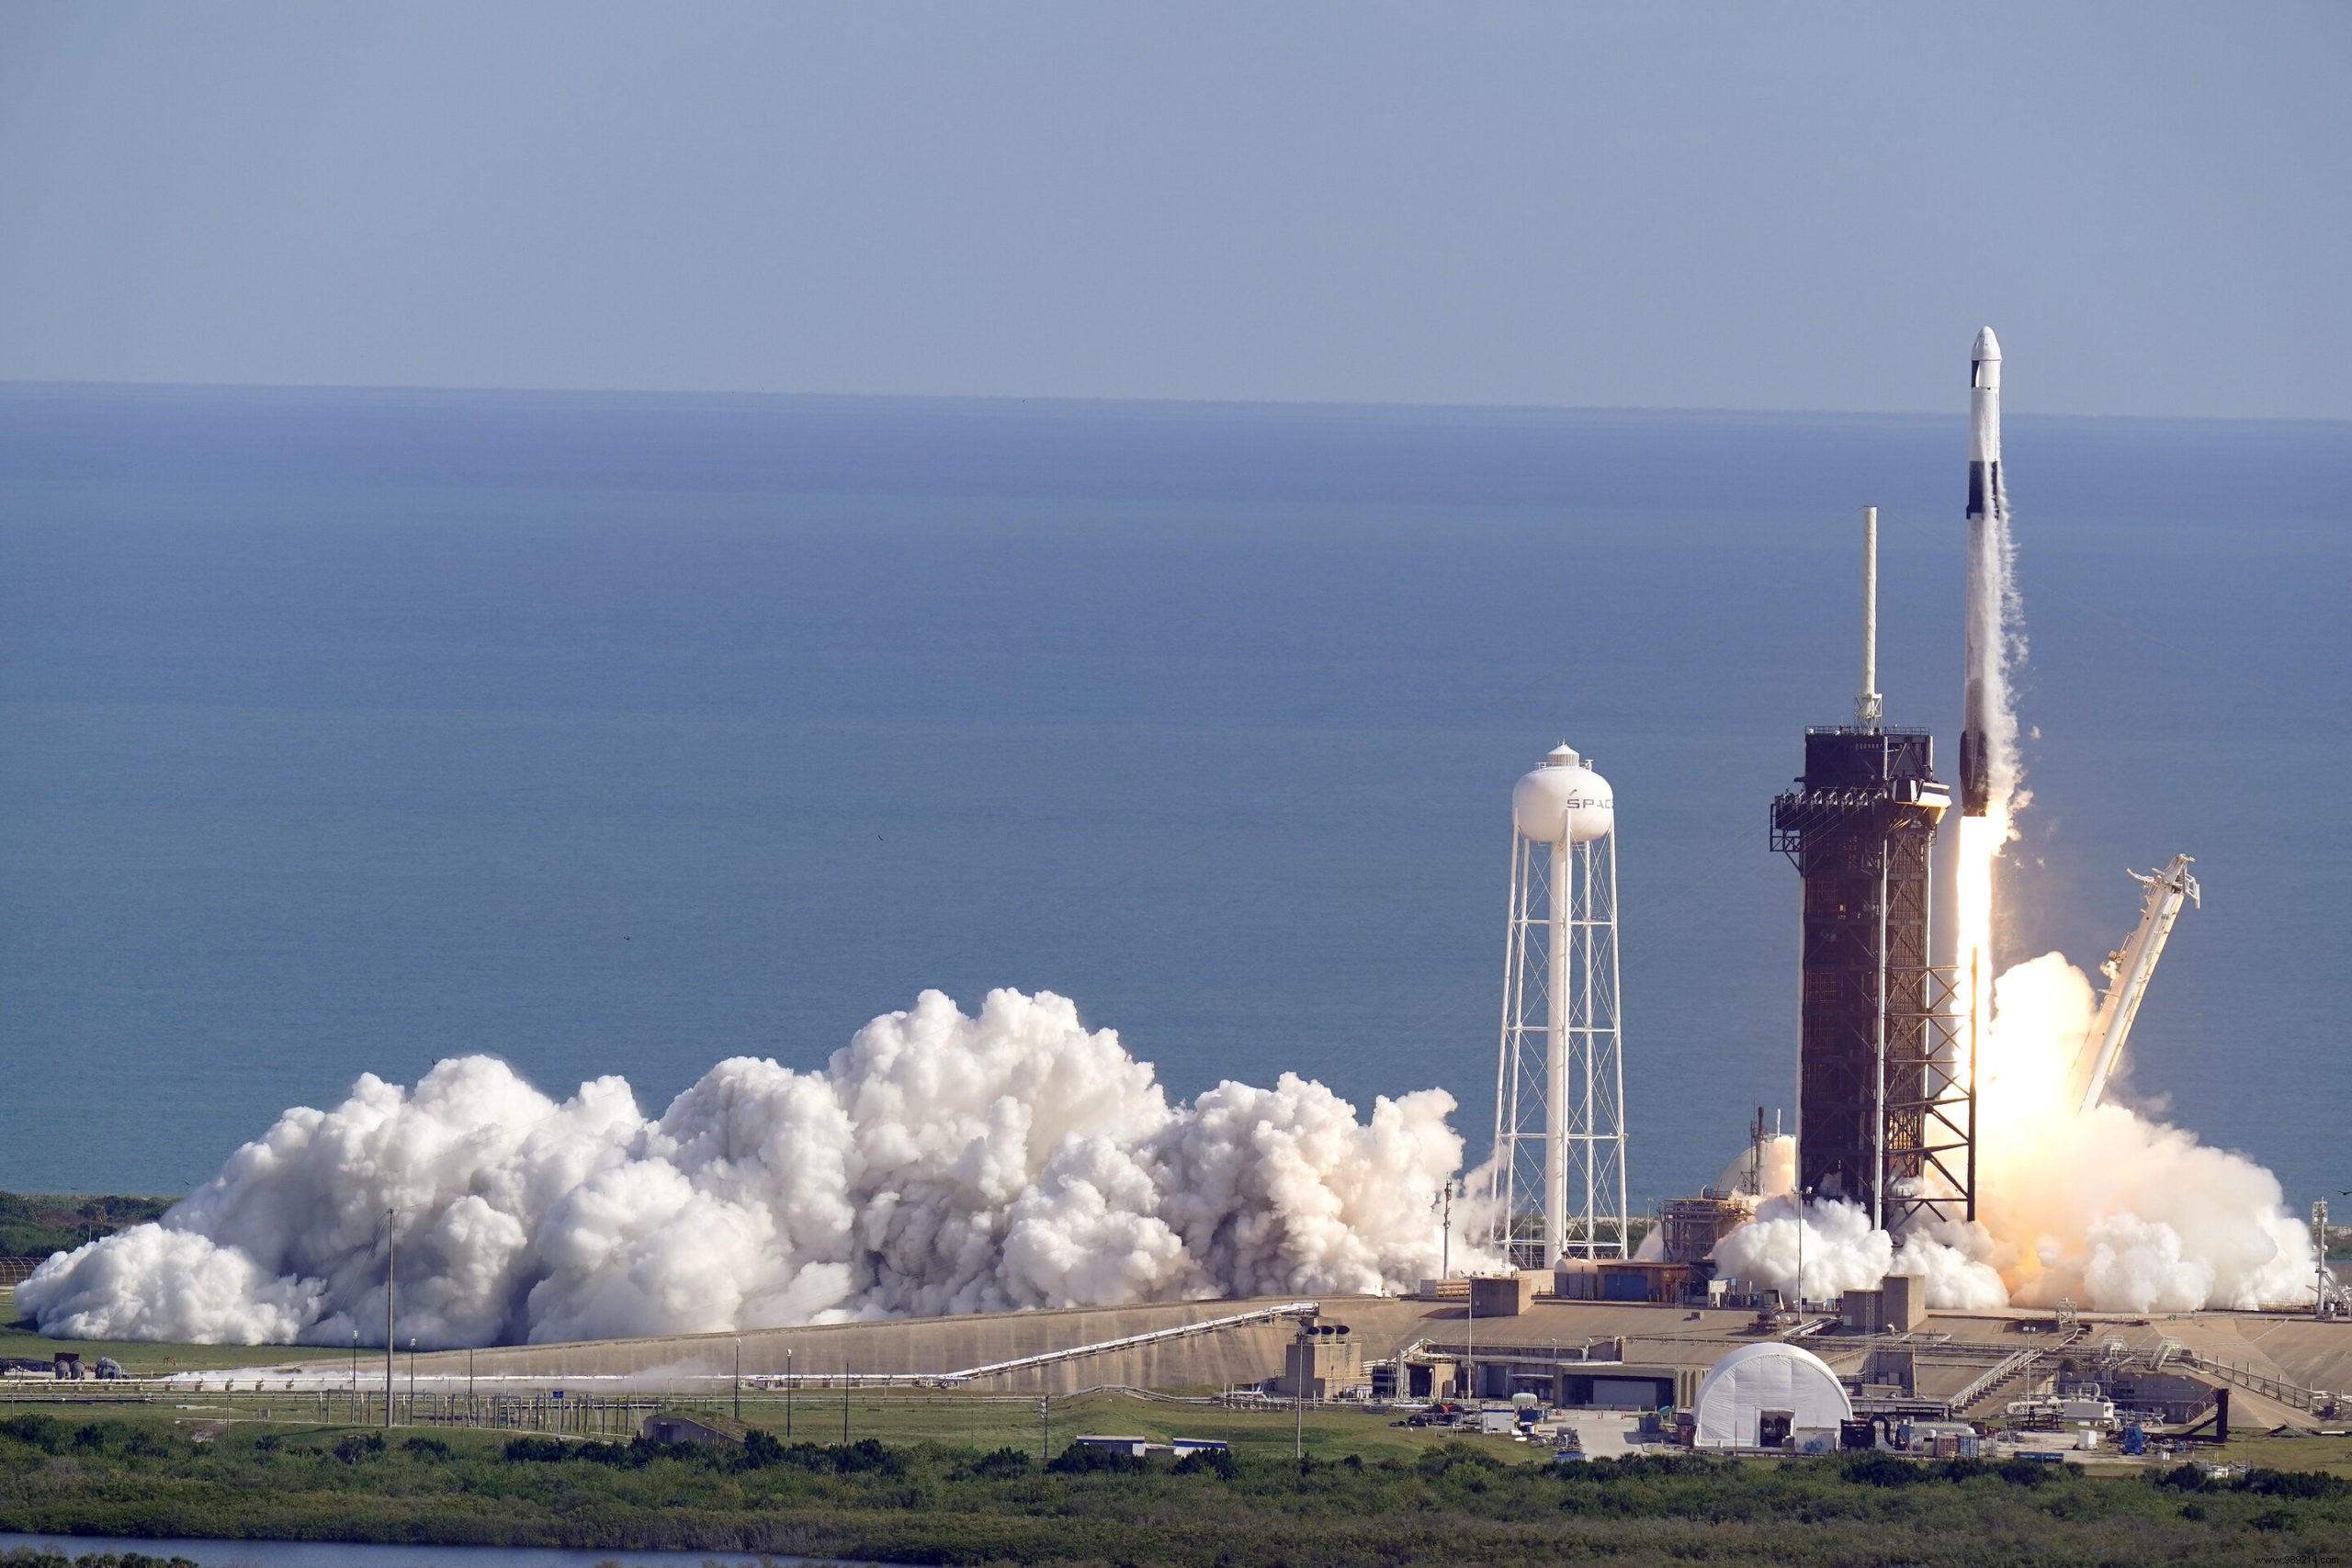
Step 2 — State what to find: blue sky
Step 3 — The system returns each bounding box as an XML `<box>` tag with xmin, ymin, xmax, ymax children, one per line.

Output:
<box><xmin>2</xmin><ymin>2</ymin><xmax>2345</xmax><ymax>418</ymax></box>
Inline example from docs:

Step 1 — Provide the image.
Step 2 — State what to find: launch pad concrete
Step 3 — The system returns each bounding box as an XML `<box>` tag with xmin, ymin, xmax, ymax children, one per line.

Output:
<box><xmin>231</xmin><ymin>1294</ymin><xmax>2350</xmax><ymax>1413</ymax></box>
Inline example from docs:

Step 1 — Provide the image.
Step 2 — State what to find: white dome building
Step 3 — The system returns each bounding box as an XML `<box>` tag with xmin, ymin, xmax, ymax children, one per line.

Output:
<box><xmin>1689</xmin><ymin>1342</ymin><xmax>1852</xmax><ymax>1450</ymax></box>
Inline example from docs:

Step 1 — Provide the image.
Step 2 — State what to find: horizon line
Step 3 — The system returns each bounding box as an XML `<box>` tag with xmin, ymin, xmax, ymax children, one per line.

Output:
<box><xmin>4</xmin><ymin>376</ymin><xmax>2345</xmax><ymax>431</ymax></box>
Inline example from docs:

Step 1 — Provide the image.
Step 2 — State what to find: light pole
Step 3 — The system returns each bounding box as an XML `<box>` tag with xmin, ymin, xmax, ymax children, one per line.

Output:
<box><xmin>1792</xmin><ymin>1187</ymin><xmax>1812</xmax><ymax>1314</ymax></box>
<box><xmin>842</xmin><ymin>1374</ymin><xmax>851</xmax><ymax>1443</ymax></box>
<box><xmin>1038</xmin><ymin>1395</ymin><xmax>1049</xmax><ymax>1462</ymax></box>
<box><xmin>732</xmin><ymin>1337</ymin><xmax>741</xmax><ymax>1423</ymax></box>
<box><xmin>1292</xmin><ymin>1318</ymin><xmax>1316</xmax><ymax>1460</ymax></box>
<box><xmin>785</xmin><ymin>1348</ymin><xmax>794</xmax><ymax>1438</ymax></box>
<box><xmin>349</xmin><ymin>1329</ymin><xmax>358</xmax><ymax>1424</ymax></box>
<box><xmin>407</xmin><ymin>1337</ymin><xmax>415</xmax><ymax>1423</ymax></box>
<box><xmin>467</xmin><ymin>1348</ymin><xmax>475</xmax><ymax>1428</ymax></box>
<box><xmin>1465</xmin><ymin>1280</ymin><xmax>1476</xmax><ymax>1405</ymax></box>
<box><xmin>383</xmin><ymin>1206</ymin><xmax>396</xmax><ymax>1430</ymax></box>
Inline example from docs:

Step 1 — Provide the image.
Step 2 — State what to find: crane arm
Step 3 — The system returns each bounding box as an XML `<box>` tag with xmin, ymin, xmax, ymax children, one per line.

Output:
<box><xmin>2067</xmin><ymin>854</ymin><xmax>2200</xmax><ymax>1115</ymax></box>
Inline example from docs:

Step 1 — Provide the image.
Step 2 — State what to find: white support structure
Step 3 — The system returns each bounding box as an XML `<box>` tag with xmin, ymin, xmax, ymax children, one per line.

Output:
<box><xmin>1491</xmin><ymin>744</ymin><xmax>1627</xmax><ymax>1268</ymax></box>
<box><xmin>1856</xmin><ymin>505</ymin><xmax>1883</xmax><ymax>731</ymax></box>
<box><xmin>2068</xmin><ymin>854</ymin><xmax>2200</xmax><ymax>1114</ymax></box>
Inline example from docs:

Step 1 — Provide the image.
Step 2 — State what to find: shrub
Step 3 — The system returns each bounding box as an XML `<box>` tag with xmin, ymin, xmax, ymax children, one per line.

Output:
<box><xmin>967</xmin><ymin>1447</ymin><xmax>1034</xmax><ymax>1480</ymax></box>
<box><xmin>0</xmin><ymin>1415</ymin><xmax>65</xmax><ymax>1453</ymax></box>
<box><xmin>503</xmin><ymin>1437</ymin><xmax>569</xmax><ymax>1463</ymax></box>
<box><xmin>2239</xmin><ymin>1467</ymin><xmax>2347</xmax><ymax>1499</ymax></box>
<box><xmin>71</xmin><ymin>1425</ymin><xmax>107</xmax><ymax>1452</ymax></box>
<box><xmin>333</xmin><ymin>1433</ymin><xmax>387</xmax><ymax>1464</ymax></box>
<box><xmin>826</xmin><ymin>1438</ymin><xmax>904</xmax><ymax>1477</ymax></box>
<box><xmin>401</xmin><ymin>1437</ymin><xmax>450</xmax><ymax>1460</ymax></box>
<box><xmin>1173</xmin><ymin>1447</ymin><xmax>1236</xmax><ymax>1480</ymax></box>
<box><xmin>1415</xmin><ymin>1442</ymin><xmax>1502</xmax><ymax>1479</ymax></box>
<box><xmin>121</xmin><ymin>1430</ymin><xmax>173</xmax><ymax>1459</ymax></box>
<box><xmin>1842</xmin><ymin>1453</ymin><xmax>1924</xmax><ymax>1488</ymax></box>
<box><xmin>1048</xmin><ymin>1440</ymin><xmax>1147</xmax><ymax>1476</ymax></box>
<box><xmin>1993</xmin><ymin>1458</ymin><xmax>2061</xmax><ymax>1487</ymax></box>
<box><xmin>2155</xmin><ymin>1462</ymin><xmax>2211</xmax><ymax>1493</ymax></box>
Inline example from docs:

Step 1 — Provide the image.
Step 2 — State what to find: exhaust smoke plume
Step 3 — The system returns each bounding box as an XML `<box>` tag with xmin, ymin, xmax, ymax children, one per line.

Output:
<box><xmin>1720</xmin><ymin>474</ymin><xmax>2315</xmax><ymax>1314</ymax></box>
<box><xmin>20</xmin><ymin>989</ymin><xmax>1473</xmax><ymax>1347</ymax></box>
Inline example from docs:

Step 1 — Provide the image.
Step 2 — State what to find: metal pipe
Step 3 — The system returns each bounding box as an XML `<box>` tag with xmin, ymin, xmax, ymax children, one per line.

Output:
<box><xmin>1547</xmin><ymin>835</ymin><xmax>1570</xmax><ymax>1265</ymax></box>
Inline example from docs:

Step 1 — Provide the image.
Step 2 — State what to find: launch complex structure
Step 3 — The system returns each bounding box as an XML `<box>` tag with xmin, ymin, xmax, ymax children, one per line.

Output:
<box><xmin>1770</xmin><ymin>506</ymin><xmax>1973</xmax><ymax>1233</ymax></box>
<box><xmin>1482</xmin><ymin>329</ymin><xmax>2210</xmax><ymax>1269</ymax></box>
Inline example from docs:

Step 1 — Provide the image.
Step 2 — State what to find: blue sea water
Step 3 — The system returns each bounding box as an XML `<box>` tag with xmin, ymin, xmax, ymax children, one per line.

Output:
<box><xmin>0</xmin><ymin>384</ymin><xmax>2345</xmax><ymax>1214</ymax></box>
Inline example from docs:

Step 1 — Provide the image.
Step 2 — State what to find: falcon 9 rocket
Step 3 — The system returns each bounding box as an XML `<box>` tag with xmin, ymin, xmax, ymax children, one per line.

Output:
<box><xmin>1961</xmin><ymin>327</ymin><xmax>2003</xmax><ymax>817</ymax></box>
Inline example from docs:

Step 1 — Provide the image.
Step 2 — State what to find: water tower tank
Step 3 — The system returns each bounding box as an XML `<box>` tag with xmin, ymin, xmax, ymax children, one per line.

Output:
<box><xmin>1511</xmin><ymin>744</ymin><xmax>1614</xmax><ymax>844</ymax></box>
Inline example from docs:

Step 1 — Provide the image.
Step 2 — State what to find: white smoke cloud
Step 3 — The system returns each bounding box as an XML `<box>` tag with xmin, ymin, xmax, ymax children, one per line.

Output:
<box><xmin>1709</xmin><ymin>952</ymin><xmax>2316</xmax><ymax>1314</ymax></box>
<box><xmin>1709</xmin><ymin>455</ymin><xmax>2312</xmax><ymax>1317</ymax></box>
<box><xmin>19</xmin><ymin>989</ymin><xmax>1474</xmax><ymax>1347</ymax></box>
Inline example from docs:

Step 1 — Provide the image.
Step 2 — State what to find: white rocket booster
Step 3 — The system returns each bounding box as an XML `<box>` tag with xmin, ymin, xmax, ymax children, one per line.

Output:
<box><xmin>1961</xmin><ymin>326</ymin><xmax>2002</xmax><ymax>817</ymax></box>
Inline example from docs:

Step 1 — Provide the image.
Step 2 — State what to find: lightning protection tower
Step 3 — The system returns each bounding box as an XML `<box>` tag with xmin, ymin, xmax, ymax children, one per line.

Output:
<box><xmin>1490</xmin><ymin>743</ymin><xmax>1627</xmax><ymax>1268</ymax></box>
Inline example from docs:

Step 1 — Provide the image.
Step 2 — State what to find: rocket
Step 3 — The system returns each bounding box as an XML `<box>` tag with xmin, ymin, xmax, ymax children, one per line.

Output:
<box><xmin>1960</xmin><ymin>326</ymin><xmax>2002</xmax><ymax>817</ymax></box>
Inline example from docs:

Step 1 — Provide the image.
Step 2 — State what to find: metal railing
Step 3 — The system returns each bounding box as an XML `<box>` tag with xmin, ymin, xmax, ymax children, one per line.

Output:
<box><xmin>1951</xmin><ymin>1325</ymin><xmax>2087</xmax><ymax>1416</ymax></box>
<box><xmin>2175</xmin><ymin>1350</ymin><xmax>2332</xmax><ymax>1415</ymax></box>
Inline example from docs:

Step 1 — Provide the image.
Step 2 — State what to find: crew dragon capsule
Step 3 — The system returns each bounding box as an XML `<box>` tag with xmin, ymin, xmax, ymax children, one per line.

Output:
<box><xmin>1960</xmin><ymin>326</ymin><xmax>2003</xmax><ymax>817</ymax></box>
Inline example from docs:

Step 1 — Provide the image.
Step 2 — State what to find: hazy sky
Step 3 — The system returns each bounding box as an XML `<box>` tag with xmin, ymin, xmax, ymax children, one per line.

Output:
<box><xmin>2</xmin><ymin>3</ymin><xmax>2346</xmax><ymax>418</ymax></box>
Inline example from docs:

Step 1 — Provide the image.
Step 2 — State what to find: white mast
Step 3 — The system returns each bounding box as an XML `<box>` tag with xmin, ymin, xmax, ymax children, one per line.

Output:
<box><xmin>1856</xmin><ymin>506</ymin><xmax>1883</xmax><ymax>731</ymax></box>
<box><xmin>1491</xmin><ymin>743</ymin><xmax>1627</xmax><ymax>1267</ymax></box>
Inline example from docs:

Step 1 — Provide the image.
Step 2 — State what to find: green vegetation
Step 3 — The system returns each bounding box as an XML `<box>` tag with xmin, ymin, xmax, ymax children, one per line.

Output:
<box><xmin>3</xmin><ymin>1409</ymin><xmax>2349</xmax><ymax>1565</ymax></box>
<box><xmin>0</xmin><ymin>1196</ymin><xmax>174</xmax><ymax>1261</ymax></box>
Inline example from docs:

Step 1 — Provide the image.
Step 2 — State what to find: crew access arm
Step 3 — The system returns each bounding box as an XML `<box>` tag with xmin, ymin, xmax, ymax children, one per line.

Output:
<box><xmin>2067</xmin><ymin>855</ymin><xmax>2200</xmax><ymax>1114</ymax></box>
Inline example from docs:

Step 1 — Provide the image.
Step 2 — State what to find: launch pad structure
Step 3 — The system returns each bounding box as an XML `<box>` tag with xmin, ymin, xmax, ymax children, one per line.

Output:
<box><xmin>1770</xmin><ymin>507</ymin><xmax>1975</xmax><ymax>1233</ymax></box>
<box><xmin>1770</xmin><ymin>728</ymin><xmax>1973</xmax><ymax>1231</ymax></box>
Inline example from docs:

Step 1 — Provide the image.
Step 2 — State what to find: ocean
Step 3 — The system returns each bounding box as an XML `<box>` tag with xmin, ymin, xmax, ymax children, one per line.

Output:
<box><xmin>1</xmin><ymin>384</ymin><xmax>2344</xmax><ymax>1215</ymax></box>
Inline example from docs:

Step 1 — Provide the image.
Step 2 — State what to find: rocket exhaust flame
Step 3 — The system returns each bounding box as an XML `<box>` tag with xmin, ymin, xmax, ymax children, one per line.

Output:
<box><xmin>1721</xmin><ymin>329</ymin><xmax>2318</xmax><ymax>1314</ymax></box>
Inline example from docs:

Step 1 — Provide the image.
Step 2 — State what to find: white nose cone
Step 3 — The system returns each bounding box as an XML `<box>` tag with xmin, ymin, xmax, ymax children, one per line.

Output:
<box><xmin>1973</xmin><ymin>326</ymin><xmax>2002</xmax><ymax>363</ymax></box>
<box><xmin>1512</xmin><ymin>743</ymin><xmax>1614</xmax><ymax>844</ymax></box>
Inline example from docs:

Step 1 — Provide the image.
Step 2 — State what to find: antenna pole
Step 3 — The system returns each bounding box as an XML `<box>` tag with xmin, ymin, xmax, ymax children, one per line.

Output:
<box><xmin>1857</xmin><ymin>506</ymin><xmax>1883</xmax><ymax>730</ymax></box>
<box><xmin>384</xmin><ymin>1207</ymin><xmax>396</xmax><ymax>1429</ymax></box>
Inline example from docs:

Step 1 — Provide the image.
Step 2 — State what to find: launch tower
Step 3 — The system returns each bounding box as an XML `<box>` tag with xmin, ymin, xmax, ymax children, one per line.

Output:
<box><xmin>1490</xmin><ymin>744</ymin><xmax>1627</xmax><ymax>1267</ymax></box>
<box><xmin>1770</xmin><ymin>509</ymin><xmax>1974</xmax><ymax>1231</ymax></box>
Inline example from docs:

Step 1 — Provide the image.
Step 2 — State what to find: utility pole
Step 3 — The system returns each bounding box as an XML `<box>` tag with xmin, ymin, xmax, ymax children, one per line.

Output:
<box><xmin>786</xmin><ymin>1348</ymin><xmax>794</xmax><ymax>1437</ymax></box>
<box><xmin>383</xmin><ymin>1207</ymin><xmax>396</xmax><ymax>1429</ymax></box>
<box><xmin>1038</xmin><ymin>1395</ymin><xmax>1049</xmax><ymax>1461</ymax></box>
<box><xmin>732</xmin><ymin>1337</ymin><xmax>741</xmax><ymax>1422</ymax></box>
<box><xmin>349</xmin><ymin>1329</ymin><xmax>358</xmax><ymax>1424</ymax></box>
<box><xmin>842</xmin><ymin>1375</ymin><xmax>851</xmax><ymax>1443</ymax></box>
<box><xmin>1465</xmin><ymin>1279</ymin><xmax>1476</xmax><ymax>1404</ymax></box>
<box><xmin>467</xmin><ymin>1348</ymin><xmax>475</xmax><ymax>1427</ymax></box>
<box><xmin>2319</xmin><ymin>1201</ymin><xmax>2335</xmax><ymax>1320</ymax></box>
<box><xmin>407</xmin><ymin>1337</ymin><xmax>415</xmax><ymax>1422</ymax></box>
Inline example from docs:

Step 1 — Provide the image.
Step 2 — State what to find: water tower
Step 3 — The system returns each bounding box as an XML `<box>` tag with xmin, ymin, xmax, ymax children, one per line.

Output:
<box><xmin>1488</xmin><ymin>743</ymin><xmax>1628</xmax><ymax>1267</ymax></box>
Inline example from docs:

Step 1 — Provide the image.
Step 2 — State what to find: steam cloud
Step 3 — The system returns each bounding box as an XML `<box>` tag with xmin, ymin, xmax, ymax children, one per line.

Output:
<box><xmin>20</xmin><ymin>989</ymin><xmax>1469</xmax><ymax>1347</ymax></box>
<box><xmin>1716</xmin><ymin>469</ymin><xmax>2315</xmax><ymax>1315</ymax></box>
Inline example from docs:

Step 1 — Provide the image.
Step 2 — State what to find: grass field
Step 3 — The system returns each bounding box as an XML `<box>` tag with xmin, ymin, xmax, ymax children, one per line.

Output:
<box><xmin>4</xmin><ymin>1405</ymin><xmax>2348</xmax><ymax>1567</ymax></box>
